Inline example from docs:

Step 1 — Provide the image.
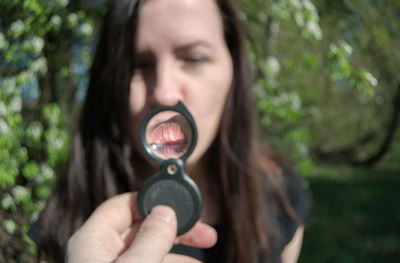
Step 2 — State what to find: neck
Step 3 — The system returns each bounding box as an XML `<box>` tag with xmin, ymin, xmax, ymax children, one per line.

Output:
<box><xmin>186</xmin><ymin>157</ymin><xmax>206</xmax><ymax>185</ymax></box>
<box><xmin>186</xmin><ymin>154</ymin><xmax>221</xmax><ymax>226</ymax></box>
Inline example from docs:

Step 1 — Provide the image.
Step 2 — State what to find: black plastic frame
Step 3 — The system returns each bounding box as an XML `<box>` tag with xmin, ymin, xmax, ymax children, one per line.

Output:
<box><xmin>137</xmin><ymin>101</ymin><xmax>202</xmax><ymax>235</ymax></box>
<box><xmin>138</xmin><ymin>159</ymin><xmax>202</xmax><ymax>235</ymax></box>
<box><xmin>139</xmin><ymin>101</ymin><xmax>198</xmax><ymax>166</ymax></box>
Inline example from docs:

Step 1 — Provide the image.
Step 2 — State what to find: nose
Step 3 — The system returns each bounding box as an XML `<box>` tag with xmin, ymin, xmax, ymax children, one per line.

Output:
<box><xmin>151</xmin><ymin>61</ymin><xmax>183</xmax><ymax>107</ymax></box>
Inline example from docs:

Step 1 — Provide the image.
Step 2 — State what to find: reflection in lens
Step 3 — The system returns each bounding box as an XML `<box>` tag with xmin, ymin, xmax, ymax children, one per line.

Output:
<box><xmin>145</xmin><ymin>111</ymin><xmax>192</xmax><ymax>159</ymax></box>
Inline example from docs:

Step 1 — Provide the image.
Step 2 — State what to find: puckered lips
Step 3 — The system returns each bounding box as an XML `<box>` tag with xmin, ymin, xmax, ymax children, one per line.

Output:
<box><xmin>146</xmin><ymin>114</ymin><xmax>191</xmax><ymax>159</ymax></box>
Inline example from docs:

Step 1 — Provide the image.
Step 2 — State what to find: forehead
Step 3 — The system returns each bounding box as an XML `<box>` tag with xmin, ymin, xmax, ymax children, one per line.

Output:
<box><xmin>136</xmin><ymin>0</ymin><xmax>224</xmax><ymax>48</ymax></box>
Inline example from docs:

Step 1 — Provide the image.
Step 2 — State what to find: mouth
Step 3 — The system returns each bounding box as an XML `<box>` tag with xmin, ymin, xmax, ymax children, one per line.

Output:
<box><xmin>146</xmin><ymin>114</ymin><xmax>191</xmax><ymax>158</ymax></box>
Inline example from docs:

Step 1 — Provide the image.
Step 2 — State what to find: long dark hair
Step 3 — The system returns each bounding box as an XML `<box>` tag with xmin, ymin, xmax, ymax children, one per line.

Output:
<box><xmin>37</xmin><ymin>0</ymin><xmax>298</xmax><ymax>262</ymax></box>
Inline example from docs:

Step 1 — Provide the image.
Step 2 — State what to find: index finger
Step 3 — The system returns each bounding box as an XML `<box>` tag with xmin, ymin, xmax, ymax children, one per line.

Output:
<box><xmin>83</xmin><ymin>192</ymin><xmax>140</xmax><ymax>234</ymax></box>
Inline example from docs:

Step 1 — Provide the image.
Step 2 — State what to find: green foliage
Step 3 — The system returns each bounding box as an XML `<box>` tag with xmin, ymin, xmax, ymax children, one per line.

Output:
<box><xmin>0</xmin><ymin>0</ymin><xmax>90</xmax><ymax>260</ymax></box>
<box><xmin>43</xmin><ymin>104</ymin><xmax>70</xmax><ymax>166</ymax></box>
<box><xmin>301</xmin><ymin>0</ymin><xmax>400</xmax><ymax>159</ymax></box>
<box><xmin>240</xmin><ymin>0</ymin><xmax>324</xmax><ymax>175</ymax></box>
<box><xmin>240</xmin><ymin>0</ymin><xmax>399</xmax><ymax>172</ymax></box>
<box><xmin>328</xmin><ymin>40</ymin><xmax>377</xmax><ymax>97</ymax></box>
<box><xmin>0</xmin><ymin>77</ymin><xmax>69</xmax><ymax>256</ymax></box>
<box><xmin>0</xmin><ymin>79</ymin><xmax>25</xmax><ymax>189</ymax></box>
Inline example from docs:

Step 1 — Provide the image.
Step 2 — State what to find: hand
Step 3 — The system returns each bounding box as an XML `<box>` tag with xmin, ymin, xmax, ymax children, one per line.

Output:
<box><xmin>67</xmin><ymin>192</ymin><xmax>217</xmax><ymax>263</ymax></box>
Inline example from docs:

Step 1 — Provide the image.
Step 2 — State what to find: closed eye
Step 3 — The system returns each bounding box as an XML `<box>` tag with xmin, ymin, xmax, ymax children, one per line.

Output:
<box><xmin>184</xmin><ymin>55</ymin><xmax>207</xmax><ymax>64</ymax></box>
<box><xmin>181</xmin><ymin>53</ymin><xmax>210</xmax><ymax>69</ymax></box>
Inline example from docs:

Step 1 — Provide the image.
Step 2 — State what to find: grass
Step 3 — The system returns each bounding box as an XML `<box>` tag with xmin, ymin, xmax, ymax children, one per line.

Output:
<box><xmin>298</xmin><ymin>163</ymin><xmax>400</xmax><ymax>263</ymax></box>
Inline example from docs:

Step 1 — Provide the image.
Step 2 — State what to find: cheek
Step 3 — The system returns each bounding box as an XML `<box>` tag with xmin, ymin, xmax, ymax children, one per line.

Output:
<box><xmin>188</xmin><ymin>56</ymin><xmax>233</xmax><ymax>162</ymax></box>
<box><xmin>193</xmin><ymin>55</ymin><xmax>233</xmax><ymax>113</ymax></box>
<box><xmin>198</xmin><ymin>56</ymin><xmax>233</xmax><ymax>122</ymax></box>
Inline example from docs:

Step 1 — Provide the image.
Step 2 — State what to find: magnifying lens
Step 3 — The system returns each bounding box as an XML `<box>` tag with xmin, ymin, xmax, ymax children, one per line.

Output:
<box><xmin>137</xmin><ymin>101</ymin><xmax>202</xmax><ymax>235</ymax></box>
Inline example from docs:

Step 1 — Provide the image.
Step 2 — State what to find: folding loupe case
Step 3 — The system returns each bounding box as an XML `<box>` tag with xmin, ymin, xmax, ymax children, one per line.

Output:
<box><xmin>137</xmin><ymin>101</ymin><xmax>202</xmax><ymax>235</ymax></box>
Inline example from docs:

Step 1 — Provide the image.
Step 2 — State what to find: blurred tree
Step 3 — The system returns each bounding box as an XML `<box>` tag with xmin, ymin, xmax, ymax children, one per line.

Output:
<box><xmin>0</xmin><ymin>0</ymin><xmax>104</xmax><ymax>261</ymax></box>
<box><xmin>239</xmin><ymin>0</ymin><xmax>324</xmax><ymax>175</ymax></box>
<box><xmin>238</xmin><ymin>0</ymin><xmax>399</xmax><ymax>166</ymax></box>
<box><xmin>307</xmin><ymin>0</ymin><xmax>400</xmax><ymax>165</ymax></box>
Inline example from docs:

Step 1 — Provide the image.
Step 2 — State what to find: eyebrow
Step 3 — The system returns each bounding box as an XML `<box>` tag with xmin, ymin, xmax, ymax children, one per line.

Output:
<box><xmin>134</xmin><ymin>40</ymin><xmax>215</xmax><ymax>57</ymax></box>
<box><xmin>173</xmin><ymin>41</ymin><xmax>214</xmax><ymax>52</ymax></box>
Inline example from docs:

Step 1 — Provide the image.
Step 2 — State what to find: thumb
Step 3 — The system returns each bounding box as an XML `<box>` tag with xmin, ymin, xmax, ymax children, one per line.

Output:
<box><xmin>116</xmin><ymin>205</ymin><xmax>177</xmax><ymax>263</ymax></box>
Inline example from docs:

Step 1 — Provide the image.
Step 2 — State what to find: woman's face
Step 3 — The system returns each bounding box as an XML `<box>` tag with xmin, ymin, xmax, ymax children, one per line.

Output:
<box><xmin>130</xmin><ymin>0</ymin><xmax>233</xmax><ymax>164</ymax></box>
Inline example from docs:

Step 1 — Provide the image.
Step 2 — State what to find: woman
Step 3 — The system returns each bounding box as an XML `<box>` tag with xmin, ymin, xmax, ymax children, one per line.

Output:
<box><xmin>36</xmin><ymin>0</ymin><xmax>311</xmax><ymax>262</ymax></box>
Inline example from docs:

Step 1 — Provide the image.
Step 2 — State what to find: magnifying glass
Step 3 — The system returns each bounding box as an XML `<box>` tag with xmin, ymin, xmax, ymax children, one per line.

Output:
<box><xmin>137</xmin><ymin>101</ymin><xmax>202</xmax><ymax>235</ymax></box>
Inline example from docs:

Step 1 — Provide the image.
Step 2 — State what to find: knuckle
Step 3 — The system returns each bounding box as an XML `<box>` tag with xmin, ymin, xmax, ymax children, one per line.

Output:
<box><xmin>140</xmin><ymin>214</ymin><xmax>176</xmax><ymax>241</ymax></box>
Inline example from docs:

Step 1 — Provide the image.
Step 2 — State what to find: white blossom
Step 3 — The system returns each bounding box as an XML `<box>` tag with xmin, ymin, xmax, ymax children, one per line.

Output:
<box><xmin>297</xmin><ymin>143</ymin><xmax>309</xmax><ymax>156</ymax></box>
<box><xmin>32</xmin><ymin>36</ymin><xmax>44</xmax><ymax>53</ymax></box>
<box><xmin>272</xmin><ymin>2</ymin><xmax>290</xmax><ymax>20</ymax></box>
<box><xmin>28</xmin><ymin>121</ymin><xmax>43</xmax><ymax>139</ymax></box>
<box><xmin>329</xmin><ymin>44</ymin><xmax>338</xmax><ymax>53</ymax></box>
<box><xmin>365</xmin><ymin>72</ymin><xmax>378</xmax><ymax>87</ymax></box>
<box><xmin>0</xmin><ymin>102</ymin><xmax>7</xmax><ymax>116</ymax></box>
<box><xmin>50</xmin><ymin>15</ymin><xmax>62</xmax><ymax>29</ymax></box>
<box><xmin>3</xmin><ymin>78</ymin><xmax>17</xmax><ymax>95</ymax></box>
<box><xmin>9</xmin><ymin>96</ymin><xmax>22</xmax><ymax>113</ymax></box>
<box><xmin>31</xmin><ymin>211</ymin><xmax>40</xmax><ymax>222</ymax></box>
<box><xmin>271</xmin><ymin>3</ymin><xmax>279</xmax><ymax>14</ymax></box>
<box><xmin>0</xmin><ymin>33</ymin><xmax>6</xmax><ymax>49</ymax></box>
<box><xmin>3</xmin><ymin>219</ymin><xmax>17</xmax><ymax>235</ymax></box>
<box><xmin>79</xmin><ymin>23</ymin><xmax>93</xmax><ymax>36</ymax></box>
<box><xmin>53</xmin><ymin>137</ymin><xmax>64</xmax><ymax>150</ymax></box>
<box><xmin>1</xmin><ymin>194</ymin><xmax>15</xmax><ymax>210</ymax></box>
<box><xmin>34</xmin><ymin>175</ymin><xmax>44</xmax><ymax>184</ymax></box>
<box><xmin>294</xmin><ymin>12</ymin><xmax>305</xmax><ymax>27</ymax></box>
<box><xmin>303</xmin><ymin>0</ymin><xmax>317</xmax><ymax>15</ymax></box>
<box><xmin>266</xmin><ymin>56</ymin><xmax>281</xmax><ymax>75</ymax></box>
<box><xmin>276</xmin><ymin>93</ymin><xmax>289</xmax><ymax>106</ymax></box>
<box><xmin>306</xmin><ymin>20</ymin><xmax>322</xmax><ymax>40</ymax></box>
<box><xmin>0</xmin><ymin>118</ymin><xmax>11</xmax><ymax>134</ymax></box>
<box><xmin>289</xmin><ymin>0</ymin><xmax>302</xmax><ymax>9</ymax></box>
<box><xmin>31</xmin><ymin>57</ymin><xmax>48</xmax><ymax>75</ymax></box>
<box><xmin>289</xmin><ymin>92</ymin><xmax>302</xmax><ymax>110</ymax></box>
<box><xmin>19</xmin><ymin>71</ymin><xmax>35</xmax><ymax>84</ymax></box>
<box><xmin>68</xmin><ymin>13</ymin><xmax>78</xmax><ymax>26</ymax></box>
<box><xmin>41</xmin><ymin>163</ymin><xmax>55</xmax><ymax>181</ymax></box>
<box><xmin>10</xmin><ymin>20</ymin><xmax>24</xmax><ymax>34</ymax></box>
<box><xmin>341</xmin><ymin>41</ymin><xmax>353</xmax><ymax>55</ymax></box>
<box><xmin>11</xmin><ymin>186</ymin><xmax>31</xmax><ymax>205</ymax></box>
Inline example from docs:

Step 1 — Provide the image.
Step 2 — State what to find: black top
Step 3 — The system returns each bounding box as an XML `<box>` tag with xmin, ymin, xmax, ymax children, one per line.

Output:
<box><xmin>169</xmin><ymin>169</ymin><xmax>312</xmax><ymax>263</ymax></box>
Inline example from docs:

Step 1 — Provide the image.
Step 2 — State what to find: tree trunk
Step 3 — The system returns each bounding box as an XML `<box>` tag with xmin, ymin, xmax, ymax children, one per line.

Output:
<box><xmin>312</xmin><ymin>79</ymin><xmax>400</xmax><ymax>166</ymax></box>
<box><xmin>359</xmin><ymin>79</ymin><xmax>400</xmax><ymax>166</ymax></box>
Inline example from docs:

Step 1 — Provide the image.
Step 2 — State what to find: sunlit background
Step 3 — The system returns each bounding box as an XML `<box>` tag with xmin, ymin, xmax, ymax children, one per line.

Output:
<box><xmin>1</xmin><ymin>0</ymin><xmax>399</xmax><ymax>262</ymax></box>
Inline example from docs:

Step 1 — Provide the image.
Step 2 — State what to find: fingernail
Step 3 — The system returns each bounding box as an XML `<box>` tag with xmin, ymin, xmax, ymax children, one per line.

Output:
<box><xmin>151</xmin><ymin>206</ymin><xmax>175</xmax><ymax>224</ymax></box>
